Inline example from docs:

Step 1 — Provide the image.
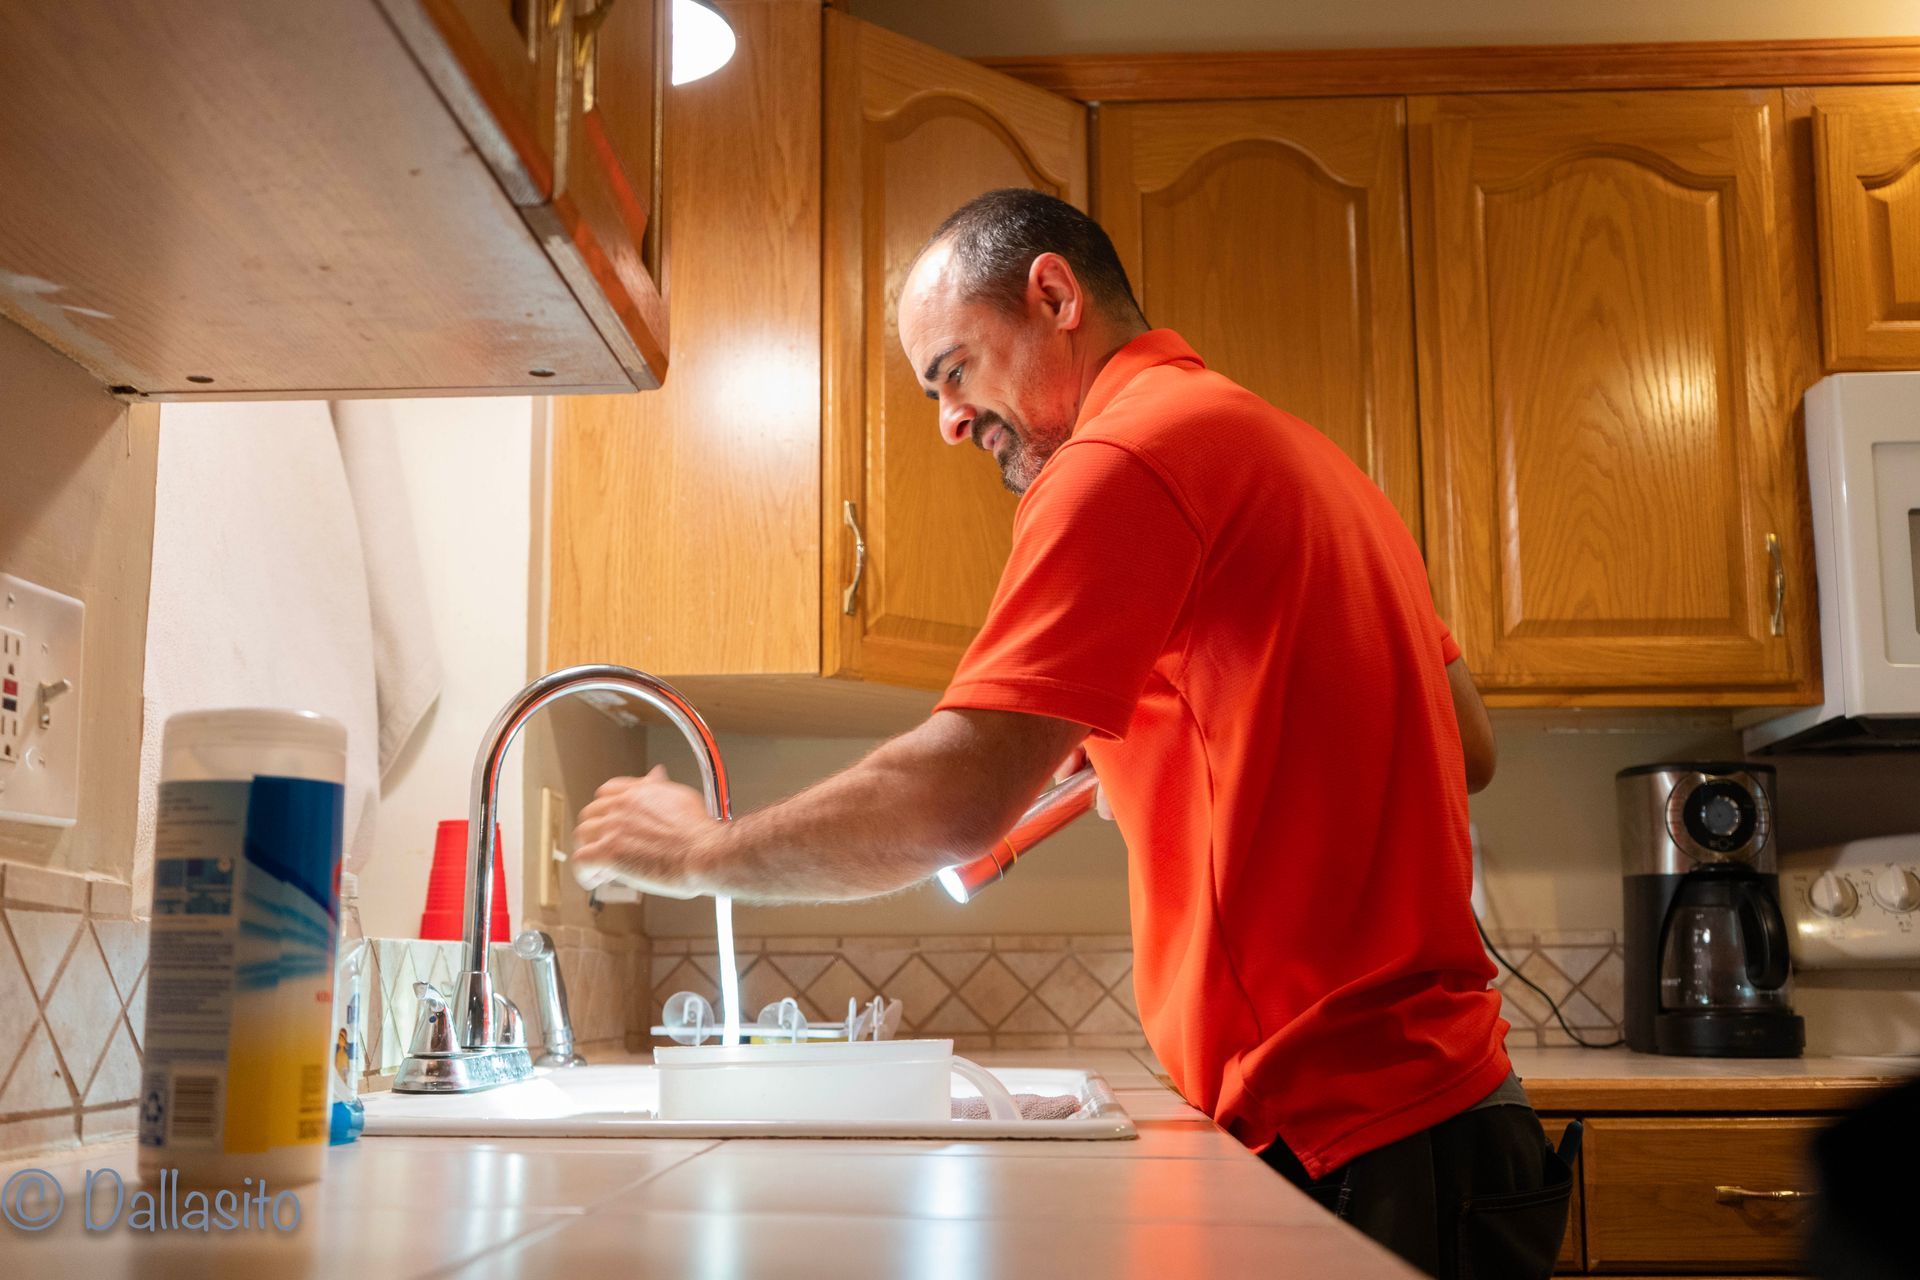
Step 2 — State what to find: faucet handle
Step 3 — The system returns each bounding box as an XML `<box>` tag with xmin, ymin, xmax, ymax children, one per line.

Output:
<box><xmin>409</xmin><ymin>982</ymin><xmax>459</xmax><ymax>1056</ymax></box>
<box><xmin>493</xmin><ymin>993</ymin><xmax>526</xmax><ymax>1048</ymax></box>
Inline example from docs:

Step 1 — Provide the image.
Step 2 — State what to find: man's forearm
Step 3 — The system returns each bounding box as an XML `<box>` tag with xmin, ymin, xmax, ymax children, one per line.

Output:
<box><xmin>690</xmin><ymin>710</ymin><xmax>1082</xmax><ymax>903</ymax></box>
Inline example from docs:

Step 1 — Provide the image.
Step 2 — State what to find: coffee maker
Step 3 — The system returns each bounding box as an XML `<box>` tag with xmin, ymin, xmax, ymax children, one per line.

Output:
<box><xmin>1618</xmin><ymin>762</ymin><xmax>1804</xmax><ymax>1057</ymax></box>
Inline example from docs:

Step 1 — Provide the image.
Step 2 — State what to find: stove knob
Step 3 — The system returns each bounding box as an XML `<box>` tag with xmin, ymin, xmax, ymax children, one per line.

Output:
<box><xmin>1871</xmin><ymin>867</ymin><xmax>1920</xmax><ymax>913</ymax></box>
<box><xmin>1808</xmin><ymin>872</ymin><xmax>1859</xmax><ymax>918</ymax></box>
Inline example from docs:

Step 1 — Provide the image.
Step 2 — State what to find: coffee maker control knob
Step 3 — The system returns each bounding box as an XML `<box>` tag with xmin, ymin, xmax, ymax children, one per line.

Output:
<box><xmin>1808</xmin><ymin>872</ymin><xmax>1859</xmax><ymax>918</ymax></box>
<box><xmin>1871</xmin><ymin>867</ymin><xmax>1920</xmax><ymax>913</ymax></box>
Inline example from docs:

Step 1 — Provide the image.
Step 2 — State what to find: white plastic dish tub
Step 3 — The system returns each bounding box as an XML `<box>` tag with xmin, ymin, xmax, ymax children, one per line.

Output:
<box><xmin>654</xmin><ymin>1038</ymin><xmax>1019</xmax><ymax>1123</ymax></box>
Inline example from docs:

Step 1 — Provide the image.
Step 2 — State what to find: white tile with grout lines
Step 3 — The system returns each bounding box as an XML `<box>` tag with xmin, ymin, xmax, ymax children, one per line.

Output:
<box><xmin>5</xmin><ymin>907</ymin><xmax>81</xmax><ymax>998</ymax></box>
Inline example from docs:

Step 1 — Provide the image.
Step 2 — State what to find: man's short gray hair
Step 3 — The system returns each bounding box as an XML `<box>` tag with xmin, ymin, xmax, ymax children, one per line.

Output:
<box><xmin>924</xmin><ymin>188</ymin><xmax>1145</xmax><ymax>324</ymax></box>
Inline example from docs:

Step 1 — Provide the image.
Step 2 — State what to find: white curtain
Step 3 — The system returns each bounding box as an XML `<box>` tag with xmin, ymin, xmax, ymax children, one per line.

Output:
<box><xmin>134</xmin><ymin>401</ymin><xmax>442</xmax><ymax>905</ymax></box>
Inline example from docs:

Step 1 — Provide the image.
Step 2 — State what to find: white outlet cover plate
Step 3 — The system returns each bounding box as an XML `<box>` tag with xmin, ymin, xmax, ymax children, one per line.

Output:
<box><xmin>0</xmin><ymin>573</ymin><xmax>84</xmax><ymax>827</ymax></box>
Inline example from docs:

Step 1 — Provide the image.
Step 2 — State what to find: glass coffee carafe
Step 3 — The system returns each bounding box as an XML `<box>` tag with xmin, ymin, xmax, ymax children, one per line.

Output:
<box><xmin>1658</xmin><ymin>869</ymin><xmax>1793</xmax><ymax>1014</ymax></box>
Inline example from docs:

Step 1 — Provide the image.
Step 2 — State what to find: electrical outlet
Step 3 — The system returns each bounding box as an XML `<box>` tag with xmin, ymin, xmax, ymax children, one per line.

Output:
<box><xmin>0</xmin><ymin>626</ymin><xmax>22</xmax><ymax>765</ymax></box>
<box><xmin>538</xmin><ymin>786</ymin><xmax>565</xmax><ymax>908</ymax></box>
<box><xmin>0</xmin><ymin>575</ymin><xmax>84</xmax><ymax>827</ymax></box>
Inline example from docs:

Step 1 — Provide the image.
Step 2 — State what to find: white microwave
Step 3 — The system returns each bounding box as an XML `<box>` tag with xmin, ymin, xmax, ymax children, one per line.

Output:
<box><xmin>1746</xmin><ymin>373</ymin><xmax>1920</xmax><ymax>753</ymax></box>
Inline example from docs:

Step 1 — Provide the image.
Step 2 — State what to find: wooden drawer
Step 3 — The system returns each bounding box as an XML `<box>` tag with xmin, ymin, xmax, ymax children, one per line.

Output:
<box><xmin>1582</xmin><ymin>1117</ymin><xmax>1822</xmax><ymax>1273</ymax></box>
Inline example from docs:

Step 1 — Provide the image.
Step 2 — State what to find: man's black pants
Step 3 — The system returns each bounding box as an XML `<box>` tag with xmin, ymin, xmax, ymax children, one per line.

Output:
<box><xmin>1261</xmin><ymin>1101</ymin><xmax>1578</xmax><ymax>1280</ymax></box>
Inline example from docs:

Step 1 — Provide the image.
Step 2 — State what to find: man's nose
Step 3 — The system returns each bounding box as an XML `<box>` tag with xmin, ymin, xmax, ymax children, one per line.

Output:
<box><xmin>938</xmin><ymin>398</ymin><xmax>973</xmax><ymax>447</ymax></box>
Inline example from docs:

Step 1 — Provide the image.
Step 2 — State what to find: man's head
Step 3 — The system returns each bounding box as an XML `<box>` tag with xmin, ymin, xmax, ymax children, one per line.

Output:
<box><xmin>898</xmin><ymin>189</ymin><xmax>1146</xmax><ymax>494</ymax></box>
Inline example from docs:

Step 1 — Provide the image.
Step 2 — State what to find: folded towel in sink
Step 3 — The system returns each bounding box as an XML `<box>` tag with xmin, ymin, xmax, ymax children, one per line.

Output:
<box><xmin>951</xmin><ymin>1093</ymin><xmax>1083</xmax><ymax>1122</ymax></box>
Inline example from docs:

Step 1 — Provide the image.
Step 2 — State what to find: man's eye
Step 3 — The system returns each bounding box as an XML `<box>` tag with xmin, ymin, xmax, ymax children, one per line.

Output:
<box><xmin>947</xmin><ymin>365</ymin><xmax>962</xmax><ymax>385</ymax></box>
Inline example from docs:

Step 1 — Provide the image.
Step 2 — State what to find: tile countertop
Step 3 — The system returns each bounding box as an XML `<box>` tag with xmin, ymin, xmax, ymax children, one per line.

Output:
<box><xmin>0</xmin><ymin>1049</ymin><xmax>1422</xmax><ymax>1280</ymax></box>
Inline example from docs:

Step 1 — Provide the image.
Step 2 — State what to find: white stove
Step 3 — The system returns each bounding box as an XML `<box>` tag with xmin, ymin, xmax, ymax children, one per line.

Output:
<box><xmin>1782</xmin><ymin>832</ymin><xmax>1920</xmax><ymax>1056</ymax></box>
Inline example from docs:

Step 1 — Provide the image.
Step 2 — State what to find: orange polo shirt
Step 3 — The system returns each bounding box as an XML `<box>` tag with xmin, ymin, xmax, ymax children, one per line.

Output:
<box><xmin>935</xmin><ymin>330</ymin><xmax>1509</xmax><ymax>1177</ymax></box>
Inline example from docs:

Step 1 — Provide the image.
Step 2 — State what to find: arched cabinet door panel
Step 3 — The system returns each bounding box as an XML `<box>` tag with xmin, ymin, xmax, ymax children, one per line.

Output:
<box><xmin>1410</xmin><ymin>91</ymin><xmax>1818</xmax><ymax>703</ymax></box>
<box><xmin>822</xmin><ymin>13</ymin><xmax>1087</xmax><ymax>689</ymax></box>
<box><xmin>1098</xmin><ymin>98</ymin><xmax>1421</xmax><ymax>541</ymax></box>
<box><xmin>1804</xmin><ymin>86</ymin><xmax>1920</xmax><ymax>370</ymax></box>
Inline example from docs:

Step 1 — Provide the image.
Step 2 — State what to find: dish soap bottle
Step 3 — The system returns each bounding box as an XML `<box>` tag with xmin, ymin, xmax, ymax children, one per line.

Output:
<box><xmin>329</xmin><ymin>872</ymin><xmax>367</xmax><ymax>1145</ymax></box>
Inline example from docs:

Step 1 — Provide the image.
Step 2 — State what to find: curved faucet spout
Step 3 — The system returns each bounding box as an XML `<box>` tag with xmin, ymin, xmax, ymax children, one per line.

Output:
<box><xmin>455</xmin><ymin>664</ymin><xmax>741</xmax><ymax>1051</ymax></box>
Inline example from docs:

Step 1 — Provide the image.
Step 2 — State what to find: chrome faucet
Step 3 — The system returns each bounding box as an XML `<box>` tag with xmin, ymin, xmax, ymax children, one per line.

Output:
<box><xmin>394</xmin><ymin>664</ymin><xmax>734</xmax><ymax>1093</ymax></box>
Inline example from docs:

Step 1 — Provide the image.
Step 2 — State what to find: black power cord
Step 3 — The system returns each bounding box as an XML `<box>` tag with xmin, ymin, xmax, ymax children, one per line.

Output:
<box><xmin>1473</xmin><ymin>909</ymin><xmax>1625</xmax><ymax>1050</ymax></box>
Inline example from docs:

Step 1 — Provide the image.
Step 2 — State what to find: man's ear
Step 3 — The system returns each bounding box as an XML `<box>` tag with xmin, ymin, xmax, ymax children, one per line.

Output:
<box><xmin>1027</xmin><ymin>252</ymin><xmax>1083</xmax><ymax>332</ymax></box>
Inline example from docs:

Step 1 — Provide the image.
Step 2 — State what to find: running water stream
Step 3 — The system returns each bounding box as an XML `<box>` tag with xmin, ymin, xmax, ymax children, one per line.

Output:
<box><xmin>714</xmin><ymin>893</ymin><xmax>741</xmax><ymax>1044</ymax></box>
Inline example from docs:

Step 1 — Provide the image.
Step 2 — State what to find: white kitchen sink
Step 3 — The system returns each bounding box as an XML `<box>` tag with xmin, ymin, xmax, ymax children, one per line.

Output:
<box><xmin>360</xmin><ymin>1064</ymin><xmax>1136</xmax><ymax>1140</ymax></box>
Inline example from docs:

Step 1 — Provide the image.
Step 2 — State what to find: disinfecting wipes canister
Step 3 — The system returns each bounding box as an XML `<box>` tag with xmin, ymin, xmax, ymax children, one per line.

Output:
<box><xmin>140</xmin><ymin>709</ymin><xmax>346</xmax><ymax>1188</ymax></box>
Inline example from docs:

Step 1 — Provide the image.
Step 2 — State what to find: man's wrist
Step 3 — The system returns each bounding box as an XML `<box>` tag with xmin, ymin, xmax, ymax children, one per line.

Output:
<box><xmin>684</xmin><ymin>815</ymin><xmax>738</xmax><ymax>897</ymax></box>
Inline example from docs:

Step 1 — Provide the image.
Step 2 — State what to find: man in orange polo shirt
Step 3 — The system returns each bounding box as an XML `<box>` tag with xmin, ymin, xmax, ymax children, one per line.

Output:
<box><xmin>574</xmin><ymin>189</ymin><xmax>1571</xmax><ymax>1278</ymax></box>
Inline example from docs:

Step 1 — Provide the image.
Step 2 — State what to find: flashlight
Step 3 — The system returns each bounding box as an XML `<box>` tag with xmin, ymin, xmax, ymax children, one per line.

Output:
<box><xmin>935</xmin><ymin>766</ymin><xmax>1101</xmax><ymax>904</ymax></box>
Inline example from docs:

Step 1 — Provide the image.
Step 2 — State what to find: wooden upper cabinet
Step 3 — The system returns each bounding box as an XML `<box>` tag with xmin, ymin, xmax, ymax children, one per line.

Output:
<box><xmin>1803</xmin><ymin>86</ymin><xmax>1920</xmax><ymax>370</ymax></box>
<box><xmin>551</xmin><ymin>7</ymin><xmax>1081</xmax><ymax>728</ymax></box>
<box><xmin>390</xmin><ymin>0</ymin><xmax>671</xmax><ymax>385</ymax></box>
<box><xmin>381</xmin><ymin>0</ymin><xmax>562</xmax><ymax>203</ymax></box>
<box><xmin>550</xmin><ymin>0</ymin><xmax>821</xmax><ymax>681</ymax></box>
<box><xmin>821</xmin><ymin>13</ymin><xmax>1087</xmax><ymax>689</ymax></box>
<box><xmin>1409</xmin><ymin>91</ymin><xmax>1817</xmax><ymax>702</ymax></box>
<box><xmin>534</xmin><ymin>0</ymin><xmax>672</xmax><ymax>387</ymax></box>
<box><xmin>0</xmin><ymin>0</ymin><xmax>660</xmax><ymax>397</ymax></box>
<box><xmin>1096</xmin><ymin>99</ymin><xmax>1421</xmax><ymax>538</ymax></box>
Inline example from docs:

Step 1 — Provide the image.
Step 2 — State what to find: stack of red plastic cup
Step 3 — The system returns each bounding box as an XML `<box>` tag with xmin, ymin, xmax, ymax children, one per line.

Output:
<box><xmin>419</xmin><ymin>819</ymin><xmax>510</xmax><ymax>942</ymax></box>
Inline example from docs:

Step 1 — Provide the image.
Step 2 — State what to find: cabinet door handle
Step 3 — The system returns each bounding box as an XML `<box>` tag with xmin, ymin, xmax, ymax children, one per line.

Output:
<box><xmin>1766</xmin><ymin>532</ymin><xmax>1785</xmax><ymax>637</ymax></box>
<box><xmin>517</xmin><ymin>0</ymin><xmax>566</xmax><ymax>58</ymax></box>
<box><xmin>842</xmin><ymin>500</ymin><xmax>868</xmax><ymax>616</ymax></box>
<box><xmin>1715</xmin><ymin>1184</ymin><xmax>1814</xmax><ymax>1203</ymax></box>
<box><xmin>573</xmin><ymin>0</ymin><xmax>616</xmax><ymax>113</ymax></box>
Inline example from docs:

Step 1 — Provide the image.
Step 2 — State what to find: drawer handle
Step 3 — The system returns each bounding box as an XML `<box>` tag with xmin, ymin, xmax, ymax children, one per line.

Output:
<box><xmin>1715</xmin><ymin>1185</ymin><xmax>1814</xmax><ymax>1203</ymax></box>
<box><xmin>842</xmin><ymin>500</ymin><xmax>868</xmax><ymax>616</ymax></box>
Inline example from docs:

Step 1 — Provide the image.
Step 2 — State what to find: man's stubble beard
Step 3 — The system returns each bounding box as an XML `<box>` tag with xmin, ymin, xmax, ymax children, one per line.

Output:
<box><xmin>975</xmin><ymin>412</ymin><xmax>1069</xmax><ymax>495</ymax></box>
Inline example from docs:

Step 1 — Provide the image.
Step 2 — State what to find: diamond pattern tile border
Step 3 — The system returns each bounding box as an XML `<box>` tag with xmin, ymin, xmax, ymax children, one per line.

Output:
<box><xmin>646</xmin><ymin>933</ymin><xmax>1150</xmax><ymax>1052</ymax></box>
<box><xmin>642</xmin><ymin>929</ymin><xmax>1629</xmax><ymax>1053</ymax></box>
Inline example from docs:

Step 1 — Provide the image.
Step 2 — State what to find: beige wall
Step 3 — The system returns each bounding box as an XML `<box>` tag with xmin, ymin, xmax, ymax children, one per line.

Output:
<box><xmin>1468</xmin><ymin>714</ymin><xmax>1742</xmax><ymax>936</ymax></box>
<box><xmin>851</xmin><ymin>0</ymin><xmax>1920</xmax><ymax>56</ymax></box>
<box><xmin>643</xmin><ymin>716</ymin><xmax>1741</xmax><ymax>941</ymax></box>
<box><xmin>357</xmin><ymin>397</ymin><xmax>536</xmax><ymax>940</ymax></box>
<box><xmin>644</xmin><ymin>730</ymin><xmax>1131</xmax><ymax>938</ymax></box>
<box><xmin>1470</xmin><ymin>716</ymin><xmax>1920</xmax><ymax>935</ymax></box>
<box><xmin>640</xmin><ymin>712</ymin><xmax>1920</xmax><ymax>944</ymax></box>
<box><xmin>517</xmin><ymin>699</ymin><xmax>649</xmax><ymax>943</ymax></box>
<box><xmin>518</xmin><ymin>403</ymin><xmax>647</xmax><ymax>945</ymax></box>
<box><xmin>0</xmin><ymin>322</ymin><xmax>156</xmax><ymax>880</ymax></box>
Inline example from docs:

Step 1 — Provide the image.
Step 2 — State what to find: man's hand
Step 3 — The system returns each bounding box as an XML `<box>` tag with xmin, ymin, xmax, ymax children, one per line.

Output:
<box><xmin>1053</xmin><ymin>745</ymin><xmax>1112</xmax><ymax>821</ymax></box>
<box><xmin>571</xmin><ymin>765</ymin><xmax>718</xmax><ymax>899</ymax></box>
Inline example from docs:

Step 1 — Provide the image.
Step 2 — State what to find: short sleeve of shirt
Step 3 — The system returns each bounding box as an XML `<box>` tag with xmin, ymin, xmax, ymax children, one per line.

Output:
<box><xmin>1436</xmin><ymin>617</ymin><xmax>1461</xmax><ymax>665</ymax></box>
<box><xmin>935</xmin><ymin>440</ymin><xmax>1204</xmax><ymax>740</ymax></box>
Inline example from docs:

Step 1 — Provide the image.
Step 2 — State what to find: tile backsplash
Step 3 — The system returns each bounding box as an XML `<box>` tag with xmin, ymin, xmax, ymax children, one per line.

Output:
<box><xmin>360</xmin><ymin>930</ymin><xmax>647</xmax><ymax>1081</ymax></box>
<box><xmin>0</xmin><ymin>863</ymin><xmax>146</xmax><ymax>1156</ymax></box>
<box><xmin>645</xmin><ymin>929</ymin><xmax>1628</xmax><ymax>1054</ymax></box>
<box><xmin>650</xmin><ymin>933</ymin><xmax>1150</xmax><ymax>1052</ymax></box>
<box><xmin>0</xmin><ymin>855</ymin><xmax>1626</xmax><ymax>1160</ymax></box>
<box><xmin>0</xmin><ymin>859</ymin><xmax>651</xmax><ymax>1158</ymax></box>
<box><xmin>1483</xmin><ymin>929</ymin><xmax>1627</xmax><ymax>1048</ymax></box>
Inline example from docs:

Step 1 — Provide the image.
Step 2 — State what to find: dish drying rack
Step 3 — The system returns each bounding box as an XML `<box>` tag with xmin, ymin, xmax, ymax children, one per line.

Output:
<box><xmin>652</xmin><ymin>991</ymin><xmax>904</xmax><ymax>1046</ymax></box>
